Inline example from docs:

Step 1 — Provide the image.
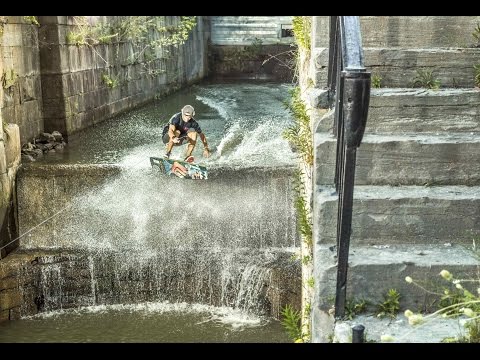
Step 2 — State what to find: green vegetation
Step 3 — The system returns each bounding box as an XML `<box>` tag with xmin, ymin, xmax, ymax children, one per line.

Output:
<box><xmin>23</xmin><ymin>16</ymin><xmax>39</xmax><ymax>26</ymax></box>
<box><xmin>292</xmin><ymin>16</ymin><xmax>311</xmax><ymax>52</ymax></box>
<box><xmin>65</xmin><ymin>16</ymin><xmax>197</xmax><ymax>78</ymax></box>
<box><xmin>66</xmin><ymin>16</ymin><xmax>196</xmax><ymax>47</ymax></box>
<box><xmin>345</xmin><ymin>298</ymin><xmax>368</xmax><ymax>320</ymax></box>
<box><xmin>472</xmin><ymin>23</ymin><xmax>480</xmax><ymax>47</ymax></box>
<box><xmin>0</xmin><ymin>16</ymin><xmax>6</xmax><ymax>38</ymax></box>
<box><xmin>412</xmin><ymin>69</ymin><xmax>441</xmax><ymax>89</ymax></box>
<box><xmin>281</xmin><ymin>303</ymin><xmax>311</xmax><ymax>343</ymax></box>
<box><xmin>302</xmin><ymin>255</ymin><xmax>311</xmax><ymax>265</ymax></box>
<box><xmin>1</xmin><ymin>69</ymin><xmax>17</xmax><ymax>89</ymax></box>
<box><xmin>281</xmin><ymin>304</ymin><xmax>303</xmax><ymax>342</ymax></box>
<box><xmin>376</xmin><ymin>289</ymin><xmax>401</xmax><ymax>319</ymax></box>
<box><xmin>283</xmin><ymin>87</ymin><xmax>313</xmax><ymax>166</ymax></box>
<box><xmin>101</xmin><ymin>73</ymin><xmax>119</xmax><ymax>88</ymax></box>
<box><xmin>396</xmin><ymin>270</ymin><xmax>480</xmax><ymax>342</ymax></box>
<box><xmin>474</xmin><ymin>64</ymin><xmax>480</xmax><ymax>87</ymax></box>
<box><xmin>292</xmin><ymin>169</ymin><xmax>312</xmax><ymax>248</ymax></box>
<box><xmin>1</xmin><ymin>116</ymin><xmax>9</xmax><ymax>139</ymax></box>
<box><xmin>371</xmin><ymin>74</ymin><xmax>382</xmax><ymax>88</ymax></box>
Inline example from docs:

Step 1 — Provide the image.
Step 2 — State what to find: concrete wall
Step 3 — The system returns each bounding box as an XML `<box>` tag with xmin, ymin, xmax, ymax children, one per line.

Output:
<box><xmin>1</xmin><ymin>16</ymin><xmax>44</xmax><ymax>144</ymax></box>
<box><xmin>0</xmin><ymin>16</ymin><xmax>208</xmax><ymax>143</ymax></box>
<box><xmin>0</xmin><ymin>19</ymin><xmax>22</xmax><ymax>257</ymax></box>
<box><xmin>211</xmin><ymin>16</ymin><xmax>293</xmax><ymax>45</ymax></box>
<box><xmin>38</xmin><ymin>16</ymin><xmax>208</xmax><ymax>139</ymax></box>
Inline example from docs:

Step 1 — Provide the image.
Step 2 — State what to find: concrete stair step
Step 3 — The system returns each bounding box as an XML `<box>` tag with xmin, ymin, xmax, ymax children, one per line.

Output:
<box><xmin>315</xmin><ymin>88</ymin><xmax>480</xmax><ymax>134</ymax></box>
<box><xmin>314</xmin><ymin>185</ymin><xmax>480</xmax><ymax>245</ymax></box>
<box><xmin>313</xmin><ymin>47</ymin><xmax>480</xmax><ymax>88</ymax></box>
<box><xmin>359</xmin><ymin>16</ymin><xmax>480</xmax><ymax>48</ymax></box>
<box><xmin>315</xmin><ymin>243</ymin><xmax>479</xmax><ymax>311</ymax></box>
<box><xmin>315</xmin><ymin>133</ymin><xmax>480</xmax><ymax>186</ymax></box>
<box><xmin>314</xmin><ymin>16</ymin><xmax>480</xmax><ymax>49</ymax></box>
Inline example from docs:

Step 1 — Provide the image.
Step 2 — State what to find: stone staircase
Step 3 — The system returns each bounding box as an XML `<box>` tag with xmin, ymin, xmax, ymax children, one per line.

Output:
<box><xmin>310</xmin><ymin>16</ymin><xmax>480</xmax><ymax>342</ymax></box>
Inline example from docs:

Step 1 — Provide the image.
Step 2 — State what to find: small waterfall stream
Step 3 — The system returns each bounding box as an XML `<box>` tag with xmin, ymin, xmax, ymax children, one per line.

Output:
<box><xmin>3</xmin><ymin>81</ymin><xmax>300</xmax><ymax>342</ymax></box>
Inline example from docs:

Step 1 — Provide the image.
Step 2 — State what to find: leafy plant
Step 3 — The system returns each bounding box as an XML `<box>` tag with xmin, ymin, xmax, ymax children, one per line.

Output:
<box><xmin>101</xmin><ymin>73</ymin><xmax>119</xmax><ymax>88</ymax></box>
<box><xmin>2</xmin><ymin>69</ymin><xmax>17</xmax><ymax>89</ymax></box>
<box><xmin>292</xmin><ymin>16</ymin><xmax>311</xmax><ymax>52</ymax></box>
<box><xmin>283</xmin><ymin>87</ymin><xmax>313</xmax><ymax>166</ymax></box>
<box><xmin>302</xmin><ymin>255</ymin><xmax>312</xmax><ymax>265</ymax></box>
<box><xmin>23</xmin><ymin>16</ymin><xmax>39</xmax><ymax>26</ymax></box>
<box><xmin>0</xmin><ymin>16</ymin><xmax>6</xmax><ymax>38</ymax></box>
<box><xmin>371</xmin><ymin>74</ymin><xmax>382</xmax><ymax>88</ymax></box>
<box><xmin>281</xmin><ymin>304</ymin><xmax>303</xmax><ymax>342</ymax></box>
<box><xmin>65</xmin><ymin>16</ymin><xmax>197</xmax><ymax>78</ymax></box>
<box><xmin>292</xmin><ymin>169</ymin><xmax>312</xmax><ymax>248</ymax></box>
<box><xmin>400</xmin><ymin>269</ymin><xmax>480</xmax><ymax>343</ymax></box>
<box><xmin>2</xmin><ymin>117</ymin><xmax>9</xmax><ymax>139</ymax></box>
<box><xmin>474</xmin><ymin>64</ymin><xmax>480</xmax><ymax>87</ymax></box>
<box><xmin>412</xmin><ymin>69</ymin><xmax>441</xmax><ymax>89</ymax></box>
<box><xmin>376</xmin><ymin>289</ymin><xmax>401</xmax><ymax>319</ymax></box>
<box><xmin>472</xmin><ymin>23</ymin><xmax>480</xmax><ymax>47</ymax></box>
<box><xmin>345</xmin><ymin>298</ymin><xmax>368</xmax><ymax>320</ymax></box>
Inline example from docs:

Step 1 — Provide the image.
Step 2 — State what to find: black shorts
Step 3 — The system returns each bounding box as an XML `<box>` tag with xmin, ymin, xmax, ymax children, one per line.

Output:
<box><xmin>162</xmin><ymin>129</ymin><xmax>196</xmax><ymax>144</ymax></box>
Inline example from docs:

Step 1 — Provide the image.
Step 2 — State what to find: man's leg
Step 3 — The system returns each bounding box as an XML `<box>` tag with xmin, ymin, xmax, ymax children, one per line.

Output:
<box><xmin>163</xmin><ymin>130</ymin><xmax>181</xmax><ymax>157</ymax></box>
<box><xmin>184</xmin><ymin>130</ymin><xmax>198</xmax><ymax>158</ymax></box>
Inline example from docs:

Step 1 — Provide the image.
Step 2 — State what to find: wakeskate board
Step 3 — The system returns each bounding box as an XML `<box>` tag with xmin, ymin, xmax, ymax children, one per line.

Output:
<box><xmin>150</xmin><ymin>156</ymin><xmax>208</xmax><ymax>180</ymax></box>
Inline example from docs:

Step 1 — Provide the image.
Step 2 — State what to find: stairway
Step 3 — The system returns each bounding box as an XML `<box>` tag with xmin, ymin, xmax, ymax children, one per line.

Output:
<box><xmin>310</xmin><ymin>16</ymin><xmax>480</xmax><ymax>341</ymax></box>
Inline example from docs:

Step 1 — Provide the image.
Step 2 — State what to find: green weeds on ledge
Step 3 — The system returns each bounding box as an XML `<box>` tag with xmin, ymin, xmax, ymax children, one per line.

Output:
<box><xmin>66</xmin><ymin>16</ymin><xmax>196</xmax><ymax>48</ymax></box>
<box><xmin>23</xmin><ymin>16</ymin><xmax>39</xmax><ymax>26</ymax></box>
<box><xmin>281</xmin><ymin>18</ymin><xmax>314</xmax><ymax>343</ymax></box>
<box><xmin>101</xmin><ymin>73</ymin><xmax>119</xmax><ymax>89</ymax></box>
<box><xmin>472</xmin><ymin>23</ymin><xmax>480</xmax><ymax>47</ymax></box>
<box><xmin>371</xmin><ymin>74</ymin><xmax>382</xmax><ymax>88</ymax></box>
<box><xmin>474</xmin><ymin>64</ymin><xmax>480</xmax><ymax>87</ymax></box>
<box><xmin>375</xmin><ymin>288</ymin><xmax>401</xmax><ymax>319</ymax></box>
<box><xmin>292</xmin><ymin>169</ymin><xmax>312</xmax><ymax>248</ymax></box>
<box><xmin>283</xmin><ymin>87</ymin><xmax>313</xmax><ymax>167</ymax></box>
<box><xmin>411</xmin><ymin>69</ymin><xmax>441</xmax><ymax>89</ymax></box>
<box><xmin>382</xmin><ymin>269</ymin><xmax>480</xmax><ymax>342</ymax></box>
<box><xmin>1</xmin><ymin>69</ymin><xmax>17</xmax><ymax>90</ymax></box>
<box><xmin>292</xmin><ymin>16</ymin><xmax>311</xmax><ymax>52</ymax></box>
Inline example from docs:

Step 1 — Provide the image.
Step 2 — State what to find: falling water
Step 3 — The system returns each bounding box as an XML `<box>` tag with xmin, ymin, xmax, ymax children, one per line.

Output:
<box><xmin>7</xmin><ymin>81</ymin><xmax>300</xmax><ymax>342</ymax></box>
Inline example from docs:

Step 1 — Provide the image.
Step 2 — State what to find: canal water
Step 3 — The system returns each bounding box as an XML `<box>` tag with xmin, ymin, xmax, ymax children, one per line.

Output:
<box><xmin>0</xmin><ymin>302</ymin><xmax>290</xmax><ymax>343</ymax></box>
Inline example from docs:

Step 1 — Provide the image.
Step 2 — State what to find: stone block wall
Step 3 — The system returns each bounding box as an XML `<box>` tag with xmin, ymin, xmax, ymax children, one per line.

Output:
<box><xmin>37</xmin><ymin>16</ymin><xmax>208</xmax><ymax>139</ymax></box>
<box><xmin>1</xmin><ymin>16</ymin><xmax>44</xmax><ymax>144</ymax></box>
<box><xmin>0</xmin><ymin>16</ymin><xmax>208</xmax><ymax>143</ymax></box>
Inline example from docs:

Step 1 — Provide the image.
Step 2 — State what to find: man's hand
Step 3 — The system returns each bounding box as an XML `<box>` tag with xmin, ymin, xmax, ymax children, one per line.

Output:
<box><xmin>203</xmin><ymin>148</ymin><xmax>211</xmax><ymax>158</ymax></box>
<box><xmin>172</xmin><ymin>137</ymin><xmax>180</xmax><ymax>144</ymax></box>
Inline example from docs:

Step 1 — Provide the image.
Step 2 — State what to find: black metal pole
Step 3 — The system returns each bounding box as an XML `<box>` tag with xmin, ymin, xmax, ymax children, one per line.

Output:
<box><xmin>334</xmin><ymin>147</ymin><xmax>357</xmax><ymax>318</ymax></box>
<box><xmin>352</xmin><ymin>324</ymin><xmax>365</xmax><ymax>343</ymax></box>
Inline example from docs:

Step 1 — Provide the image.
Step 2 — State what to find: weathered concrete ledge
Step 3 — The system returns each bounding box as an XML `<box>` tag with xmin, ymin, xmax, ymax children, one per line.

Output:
<box><xmin>313</xmin><ymin>16</ymin><xmax>480</xmax><ymax>48</ymax></box>
<box><xmin>315</xmin><ymin>88</ymin><xmax>480</xmax><ymax>133</ymax></box>
<box><xmin>312</xmin><ymin>242</ymin><xmax>479</xmax><ymax>342</ymax></box>
<box><xmin>337</xmin><ymin>244</ymin><xmax>478</xmax><ymax>310</ymax></box>
<box><xmin>313</xmin><ymin>47</ymin><xmax>480</xmax><ymax>88</ymax></box>
<box><xmin>315</xmin><ymin>133</ymin><xmax>480</xmax><ymax>186</ymax></box>
<box><xmin>19</xmin><ymin>163</ymin><xmax>122</xmax><ymax>178</ymax></box>
<box><xmin>314</xmin><ymin>185</ymin><xmax>480</xmax><ymax>245</ymax></box>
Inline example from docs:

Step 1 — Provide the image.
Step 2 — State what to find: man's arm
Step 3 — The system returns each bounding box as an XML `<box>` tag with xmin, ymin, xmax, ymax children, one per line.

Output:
<box><xmin>168</xmin><ymin>124</ymin><xmax>179</xmax><ymax>143</ymax></box>
<box><xmin>199</xmin><ymin>132</ymin><xmax>210</xmax><ymax>157</ymax></box>
<box><xmin>199</xmin><ymin>132</ymin><xmax>209</xmax><ymax>149</ymax></box>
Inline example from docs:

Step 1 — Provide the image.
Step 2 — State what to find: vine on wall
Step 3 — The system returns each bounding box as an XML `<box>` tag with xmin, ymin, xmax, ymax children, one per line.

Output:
<box><xmin>66</xmin><ymin>16</ymin><xmax>197</xmax><ymax>83</ymax></box>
